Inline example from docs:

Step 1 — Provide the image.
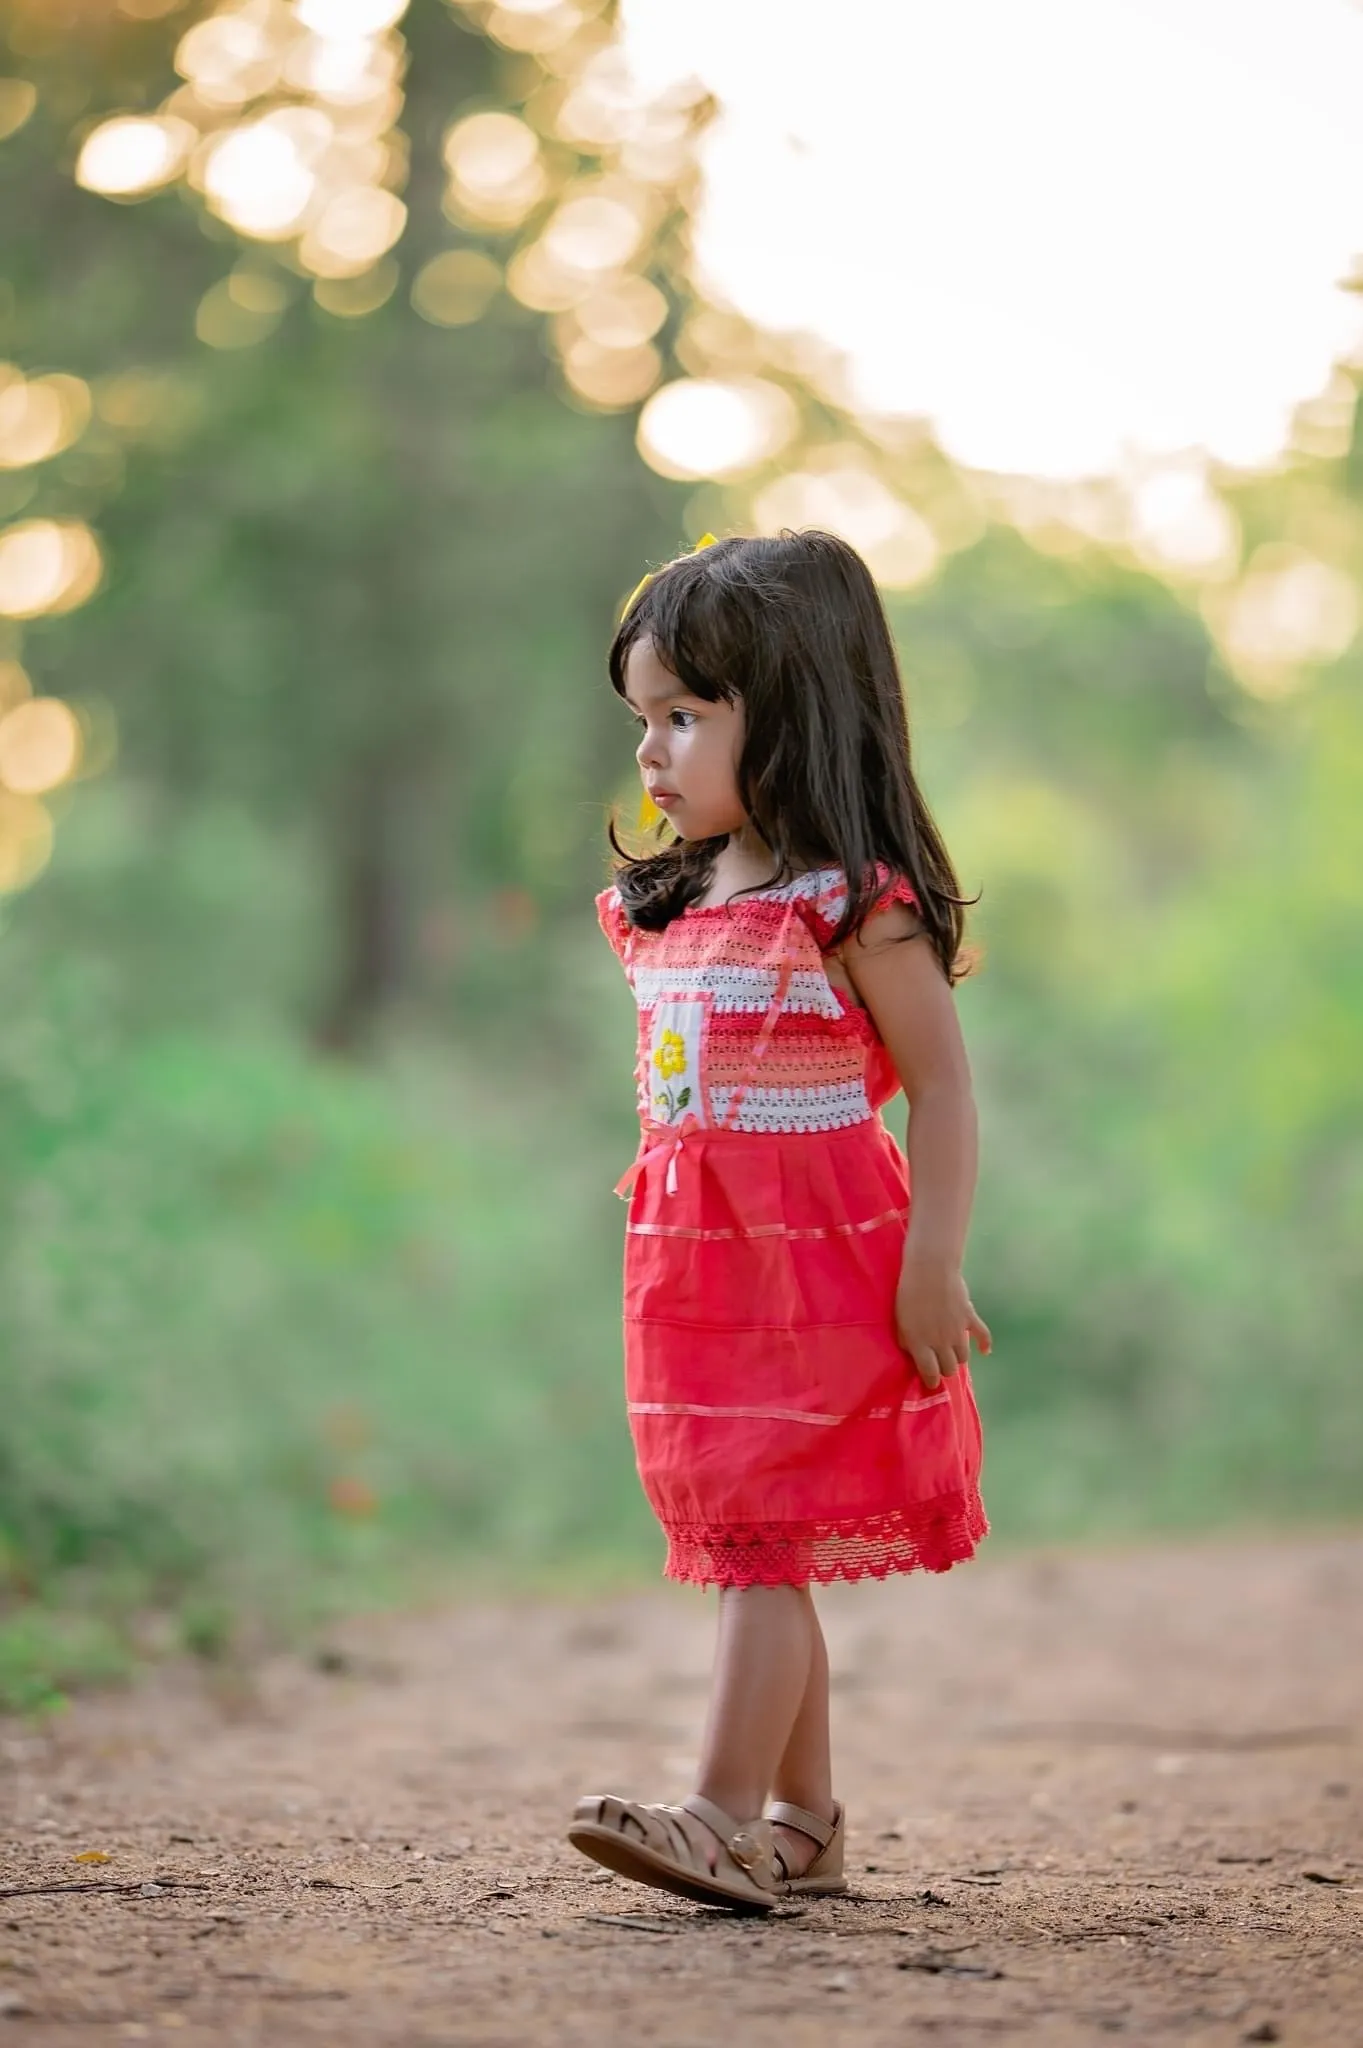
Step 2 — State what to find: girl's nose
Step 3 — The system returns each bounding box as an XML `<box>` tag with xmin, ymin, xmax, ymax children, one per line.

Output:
<box><xmin>636</xmin><ymin>728</ymin><xmax>664</xmax><ymax>770</ymax></box>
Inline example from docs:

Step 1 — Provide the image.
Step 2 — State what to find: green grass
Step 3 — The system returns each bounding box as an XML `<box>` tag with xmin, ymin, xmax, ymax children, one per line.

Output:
<box><xmin>0</xmin><ymin>1010</ymin><xmax>660</xmax><ymax>1710</ymax></box>
<box><xmin>1</xmin><ymin>971</ymin><xmax>1359</xmax><ymax>1715</ymax></box>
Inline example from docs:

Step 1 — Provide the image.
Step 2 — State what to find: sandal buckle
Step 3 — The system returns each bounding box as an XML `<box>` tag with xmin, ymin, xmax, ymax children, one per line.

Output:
<box><xmin>727</xmin><ymin>1829</ymin><xmax>765</xmax><ymax>1873</ymax></box>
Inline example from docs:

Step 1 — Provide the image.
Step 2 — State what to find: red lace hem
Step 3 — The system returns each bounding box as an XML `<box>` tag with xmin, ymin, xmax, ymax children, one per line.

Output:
<box><xmin>660</xmin><ymin>1491</ymin><xmax>988</xmax><ymax>1588</ymax></box>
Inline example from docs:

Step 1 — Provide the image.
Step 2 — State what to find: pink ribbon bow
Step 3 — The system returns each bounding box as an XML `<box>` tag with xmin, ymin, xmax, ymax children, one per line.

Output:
<box><xmin>614</xmin><ymin>1113</ymin><xmax>703</xmax><ymax>1200</ymax></box>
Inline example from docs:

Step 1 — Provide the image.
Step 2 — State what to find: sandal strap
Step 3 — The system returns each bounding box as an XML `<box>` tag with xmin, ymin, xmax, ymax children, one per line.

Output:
<box><xmin>681</xmin><ymin>1794</ymin><xmax>779</xmax><ymax>1885</ymax></box>
<box><xmin>681</xmin><ymin>1791</ymin><xmax>747</xmax><ymax>1843</ymax></box>
<box><xmin>765</xmin><ymin>1800</ymin><xmax>836</xmax><ymax>1849</ymax></box>
<box><xmin>576</xmin><ymin>1795</ymin><xmax>694</xmax><ymax>1865</ymax></box>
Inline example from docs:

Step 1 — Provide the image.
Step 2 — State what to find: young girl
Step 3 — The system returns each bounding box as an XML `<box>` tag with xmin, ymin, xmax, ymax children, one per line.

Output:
<box><xmin>568</xmin><ymin>528</ymin><xmax>990</xmax><ymax>1911</ymax></box>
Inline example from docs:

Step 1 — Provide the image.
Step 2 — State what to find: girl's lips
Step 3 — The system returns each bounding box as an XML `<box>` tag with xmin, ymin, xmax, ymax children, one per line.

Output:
<box><xmin>650</xmin><ymin>790</ymin><xmax>680</xmax><ymax>807</ymax></box>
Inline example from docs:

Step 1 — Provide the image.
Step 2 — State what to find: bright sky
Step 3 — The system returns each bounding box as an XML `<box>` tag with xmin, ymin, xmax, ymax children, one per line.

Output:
<box><xmin>620</xmin><ymin>0</ymin><xmax>1363</xmax><ymax>481</ymax></box>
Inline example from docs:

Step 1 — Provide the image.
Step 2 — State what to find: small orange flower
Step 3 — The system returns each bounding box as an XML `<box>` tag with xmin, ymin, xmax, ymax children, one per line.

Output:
<box><xmin>327</xmin><ymin>1475</ymin><xmax>378</xmax><ymax>1520</ymax></box>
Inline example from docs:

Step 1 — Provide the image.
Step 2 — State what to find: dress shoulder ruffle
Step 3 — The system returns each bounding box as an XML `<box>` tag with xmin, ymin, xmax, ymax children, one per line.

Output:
<box><xmin>595</xmin><ymin>884</ymin><xmax>631</xmax><ymax>963</ymax></box>
<box><xmin>793</xmin><ymin>863</ymin><xmax>919</xmax><ymax>951</ymax></box>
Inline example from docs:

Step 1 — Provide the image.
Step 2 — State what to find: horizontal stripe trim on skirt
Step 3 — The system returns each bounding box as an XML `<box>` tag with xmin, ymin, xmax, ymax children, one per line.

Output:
<box><xmin>628</xmin><ymin>1392</ymin><xmax>951</xmax><ymax>1426</ymax></box>
<box><xmin>627</xmin><ymin>1204</ymin><xmax>909</xmax><ymax>1242</ymax></box>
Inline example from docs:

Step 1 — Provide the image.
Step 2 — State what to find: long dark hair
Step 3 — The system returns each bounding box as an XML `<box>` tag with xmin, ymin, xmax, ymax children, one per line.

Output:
<box><xmin>606</xmin><ymin>529</ymin><xmax>974</xmax><ymax>982</ymax></box>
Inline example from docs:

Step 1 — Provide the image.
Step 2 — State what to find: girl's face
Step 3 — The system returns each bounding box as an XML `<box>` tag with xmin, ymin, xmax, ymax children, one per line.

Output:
<box><xmin>624</xmin><ymin>636</ymin><xmax>747</xmax><ymax>841</ymax></box>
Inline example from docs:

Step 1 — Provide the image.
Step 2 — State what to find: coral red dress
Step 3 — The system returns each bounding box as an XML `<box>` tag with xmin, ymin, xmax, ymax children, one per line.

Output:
<box><xmin>596</xmin><ymin>864</ymin><xmax>987</xmax><ymax>1589</ymax></box>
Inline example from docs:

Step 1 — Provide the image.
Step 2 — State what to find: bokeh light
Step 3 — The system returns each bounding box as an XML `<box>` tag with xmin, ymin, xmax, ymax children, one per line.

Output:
<box><xmin>0</xmin><ymin>79</ymin><xmax>36</xmax><ymax>145</ymax></box>
<box><xmin>296</xmin><ymin>0</ymin><xmax>409</xmax><ymax>32</ymax></box>
<box><xmin>636</xmin><ymin>377</ymin><xmax>797</xmax><ymax>481</ymax></box>
<box><xmin>300</xmin><ymin>185</ymin><xmax>406</xmax><ymax>277</ymax></box>
<box><xmin>0</xmin><ymin>520</ymin><xmax>104</xmax><ymax>619</ymax></box>
<box><xmin>573</xmin><ymin>275</ymin><xmax>666</xmax><ymax>349</ymax></box>
<box><xmin>754</xmin><ymin>461</ymin><xmax>940</xmax><ymax>590</ymax></box>
<box><xmin>486</xmin><ymin>2</ymin><xmax>597</xmax><ymax>57</ymax></box>
<box><xmin>76</xmin><ymin>115</ymin><xmax>195</xmax><ymax>198</ymax></box>
<box><xmin>196</xmin><ymin>271</ymin><xmax>289</xmax><ymax>349</ymax></box>
<box><xmin>506</xmin><ymin>239</ymin><xmax>587</xmax><ymax>313</ymax></box>
<box><xmin>1127</xmin><ymin>465</ymin><xmax>1241</xmax><ymax>583</ymax></box>
<box><xmin>0</xmin><ymin>696</ymin><xmax>82</xmax><ymax>796</ymax></box>
<box><xmin>175</xmin><ymin>11</ymin><xmax>282</xmax><ymax>109</ymax></box>
<box><xmin>553</xmin><ymin>272</ymin><xmax>668</xmax><ymax>408</ymax></box>
<box><xmin>0</xmin><ymin>370</ymin><xmax>92</xmax><ymax>468</ymax></box>
<box><xmin>442</xmin><ymin>112</ymin><xmax>547</xmax><ymax>229</ymax></box>
<box><xmin>562</xmin><ymin>336</ymin><xmax>660</xmax><ymax>410</ymax></box>
<box><xmin>94</xmin><ymin>369</ymin><xmax>195</xmax><ymax>439</ymax></box>
<box><xmin>556</xmin><ymin>49</ymin><xmax>641</xmax><ymax>150</ymax></box>
<box><xmin>1291</xmin><ymin>366</ymin><xmax>1359</xmax><ymax>461</ymax></box>
<box><xmin>313</xmin><ymin>258</ymin><xmax>399</xmax><ymax>316</ymax></box>
<box><xmin>0</xmin><ymin>659</ymin><xmax>32</xmax><ymax>715</ymax></box>
<box><xmin>199</xmin><ymin>118</ymin><xmax>317</xmax><ymax>239</ymax></box>
<box><xmin>555</xmin><ymin>49</ymin><xmax>701</xmax><ymax>184</ymax></box>
<box><xmin>410</xmin><ymin>249</ymin><xmax>501</xmax><ymax>327</ymax></box>
<box><xmin>541</xmin><ymin>188</ymin><xmax>645</xmax><ymax>275</ymax></box>
<box><xmin>284</xmin><ymin>30</ymin><xmax>402</xmax><ymax>109</ymax></box>
<box><xmin>0</xmin><ymin>788</ymin><xmax>53</xmax><ymax>893</ymax></box>
<box><xmin>230</xmin><ymin>267</ymin><xmax>292</xmax><ymax>317</ymax></box>
<box><xmin>1204</xmin><ymin>543</ymin><xmax>1360</xmax><ymax>697</ymax></box>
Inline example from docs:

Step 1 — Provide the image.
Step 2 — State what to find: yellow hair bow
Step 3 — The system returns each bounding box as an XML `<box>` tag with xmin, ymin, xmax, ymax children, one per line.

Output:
<box><xmin>622</xmin><ymin>531</ymin><xmax>718</xmax><ymax>619</ymax></box>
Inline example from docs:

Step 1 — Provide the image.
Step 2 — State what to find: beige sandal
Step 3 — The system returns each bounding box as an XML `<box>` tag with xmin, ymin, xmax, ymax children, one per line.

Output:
<box><xmin>567</xmin><ymin>1792</ymin><xmax>786</xmax><ymax>1911</ymax></box>
<box><xmin>766</xmin><ymin>1799</ymin><xmax>848</xmax><ymax>1895</ymax></box>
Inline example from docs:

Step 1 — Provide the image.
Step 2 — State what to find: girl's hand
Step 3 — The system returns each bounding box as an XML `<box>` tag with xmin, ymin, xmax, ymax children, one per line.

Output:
<box><xmin>894</xmin><ymin>1255</ymin><xmax>992</xmax><ymax>1392</ymax></box>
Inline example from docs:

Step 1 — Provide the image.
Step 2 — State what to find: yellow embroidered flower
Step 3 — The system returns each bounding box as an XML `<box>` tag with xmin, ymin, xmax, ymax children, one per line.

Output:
<box><xmin>652</xmin><ymin>1029</ymin><xmax>687</xmax><ymax>1080</ymax></box>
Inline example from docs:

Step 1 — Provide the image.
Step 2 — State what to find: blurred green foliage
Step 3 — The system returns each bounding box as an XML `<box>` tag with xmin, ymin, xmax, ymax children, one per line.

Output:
<box><xmin>1</xmin><ymin>1</ymin><xmax>1361</xmax><ymax>1710</ymax></box>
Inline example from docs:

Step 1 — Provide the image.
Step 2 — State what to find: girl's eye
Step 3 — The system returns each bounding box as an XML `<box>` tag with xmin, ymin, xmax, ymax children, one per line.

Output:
<box><xmin>628</xmin><ymin>709</ymin><xmax>696</xmax><ymax>733</ymax></box>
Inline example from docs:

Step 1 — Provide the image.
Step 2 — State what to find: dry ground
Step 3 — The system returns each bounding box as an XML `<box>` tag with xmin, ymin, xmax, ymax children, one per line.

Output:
<box><xmin>2</xmin><ymin>1534</ymin><xmax>1360</xmax><ymax>2047</ymax></box>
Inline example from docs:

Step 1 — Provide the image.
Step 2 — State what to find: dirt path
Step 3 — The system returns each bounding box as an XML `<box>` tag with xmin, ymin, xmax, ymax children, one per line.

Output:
<box><xmin>2</xmin><ymin>1535</ymin><xmax>1360</xmax><ymax>2047</ymax></box>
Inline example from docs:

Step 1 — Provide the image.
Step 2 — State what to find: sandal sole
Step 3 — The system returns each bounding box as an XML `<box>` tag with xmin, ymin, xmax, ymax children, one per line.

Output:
<box><xmin>566</xmin><ymin>1822</ymin><xmax>777</xmax><ymax>1913</ymax></box>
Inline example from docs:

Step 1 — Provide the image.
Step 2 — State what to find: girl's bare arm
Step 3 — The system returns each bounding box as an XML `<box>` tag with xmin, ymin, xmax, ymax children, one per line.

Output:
<box><xmin>839</xmin><ymin>904</ymin><xmax>992</xmax><ymax>1392</ymax></box>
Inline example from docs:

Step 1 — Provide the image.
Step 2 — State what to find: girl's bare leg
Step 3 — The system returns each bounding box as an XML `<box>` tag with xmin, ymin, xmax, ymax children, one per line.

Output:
<box><xmin>769</xmin><ymin>1586</ymin><xmax>836</xmax><ymax>1873</ymax></box>
<box><xmin>690</xmin><ymin>1585</ymin><xmax>810</xmax><ymax>1866</ymax></box>
<box><xmin>690</xmin><ymin>1584</ymin><xmax>833</xmax><ymax>1878</ymax></box>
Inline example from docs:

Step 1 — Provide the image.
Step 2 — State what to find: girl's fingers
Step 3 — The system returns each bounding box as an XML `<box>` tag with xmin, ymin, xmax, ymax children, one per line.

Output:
<box><xmin>913</xmin><ymin>1348</ymin><xmax>943</xmax><ymax>1392</ymax></box>
<box><xmin>952</xmin><ymin>1339</ymin><xmax>970</xmax><ymax>1370</ymax></box>
<box><xmin>968</xmin><ymin>1309</ymin><xmax>993</xmax><ymax>1354</ymax></box>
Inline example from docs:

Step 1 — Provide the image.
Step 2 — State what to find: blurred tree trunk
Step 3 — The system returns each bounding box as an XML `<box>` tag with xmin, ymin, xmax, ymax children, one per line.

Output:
<box><xmin>316</xmin><ymin>762</ymin><xmax>406</xmax><ymax>1051</ymax></box>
